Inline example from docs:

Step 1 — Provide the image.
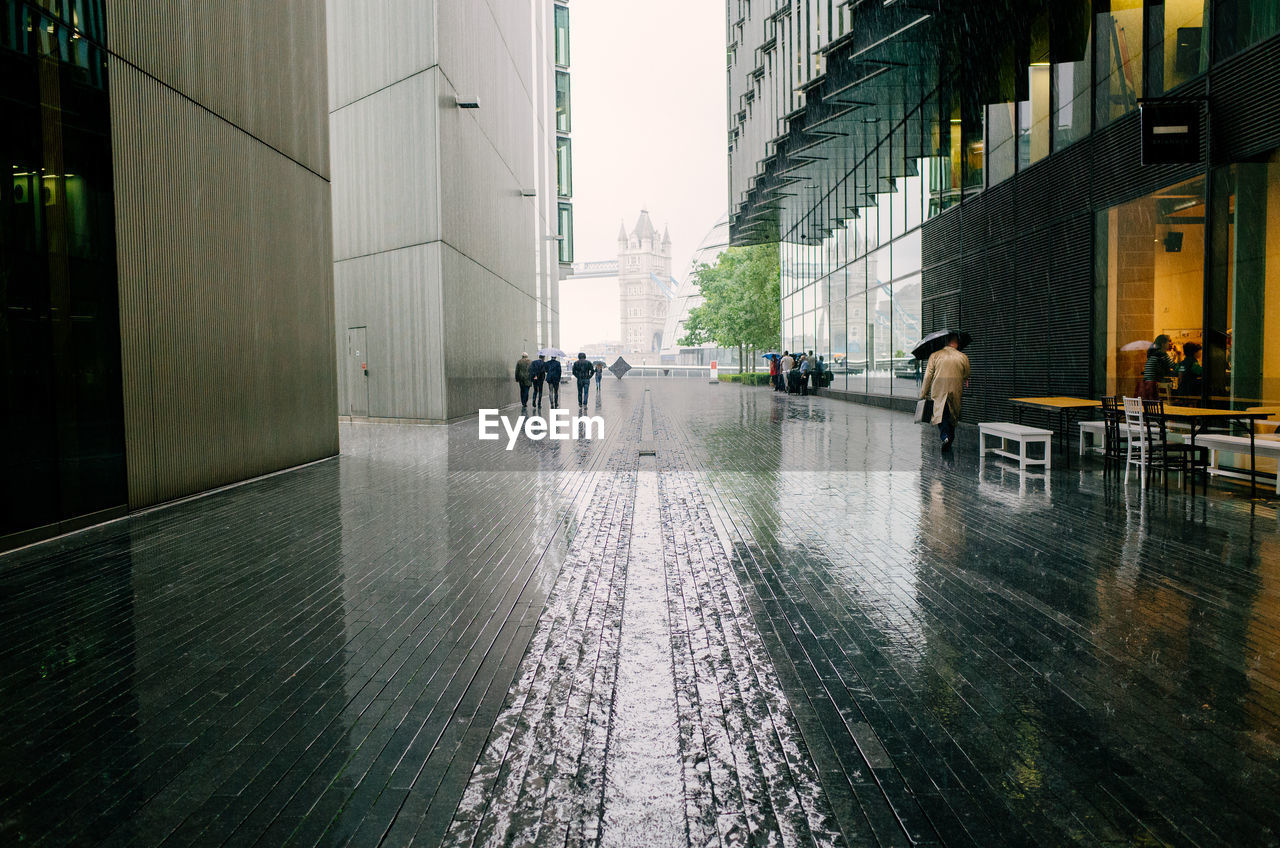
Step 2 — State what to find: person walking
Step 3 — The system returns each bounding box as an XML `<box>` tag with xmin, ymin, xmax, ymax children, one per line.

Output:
<box><xmin>514</xmin><ymin>352</ymin><xmax>532</xmax><ymax>412</ymax></box>
<box><xmin>798</xmin><ymin>353</ymin><xmax>812</xmax><ymax>396</ymax></box>
<box><xmin>780</xmin><ymin>351</ymin><xmax>795</xmax><ymax>393</ymax></box>
<box><xmin>1139</xmin><ymin>334</ymin><xmax>1175</xmax><ymax>400</ymax></box>
<box><xmin>546</xmin><ymin>355</ymin><xmax>562</xmax><ymax>408</ymax></box>
<box><xmin>919</xmin><ymin>333</ymin><xmax>970</xmax><ymax>452</ymax></box>
<box><xmin>572</xmin><ymin>352</ymin><xmax>594</xmax><ymax>407</ymax></box>
<box><xmin>594</xmin><ymin>360</ymin><xmax>604</xmax><ymax>393</ymax></box>
<box><xmin>529</xmin><ymin>354</ymin><xmax>547</xmax><ymax>407</ymax></box>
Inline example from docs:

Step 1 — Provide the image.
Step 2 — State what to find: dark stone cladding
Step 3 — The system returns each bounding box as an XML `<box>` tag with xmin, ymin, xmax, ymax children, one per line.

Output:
<box><xmin>920</xmin><ymin>32</ymin><xmax>1280</xmax><ymax>433</ymax></box>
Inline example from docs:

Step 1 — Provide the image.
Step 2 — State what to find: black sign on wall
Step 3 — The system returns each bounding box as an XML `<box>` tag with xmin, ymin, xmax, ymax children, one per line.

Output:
<box><xmin>1141</xmin><ymin>102</ymin><xmax>1203</xmax><ymax>165</ymax></box>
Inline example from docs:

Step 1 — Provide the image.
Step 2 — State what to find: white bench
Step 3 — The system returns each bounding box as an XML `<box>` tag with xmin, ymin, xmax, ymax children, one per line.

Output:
<box><xmin>979</xmin><ymin>422</ymin><xmax>1053</xmax><ymax>469</ymax></box>
<box><xmin>1193</xmin><ymin>434</ymin><xmax>1280</xmax><ymax>494</ymax></box>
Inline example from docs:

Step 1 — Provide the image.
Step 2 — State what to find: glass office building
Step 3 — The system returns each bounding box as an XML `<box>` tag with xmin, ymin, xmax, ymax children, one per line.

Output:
<box><xmin>730</xmin><ymin>0</ymin><xmax>1280</xmax><ymax>421</ymax></box>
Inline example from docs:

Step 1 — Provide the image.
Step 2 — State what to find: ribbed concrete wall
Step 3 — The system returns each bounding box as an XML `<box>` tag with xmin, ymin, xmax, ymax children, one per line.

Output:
<box><xmin>329</xmin><ymin>0</ymin><xmax>545</xmax><ymax>421</ymax></box>
<box><xmin>107</xmin><ymin>0</ymin><xmax>329</xmax><ymax>177</ymax></box>
<box><xmin>107</xmin><ymin>7</ymin><xmax>338</xmax><ymax>509</ymax></box>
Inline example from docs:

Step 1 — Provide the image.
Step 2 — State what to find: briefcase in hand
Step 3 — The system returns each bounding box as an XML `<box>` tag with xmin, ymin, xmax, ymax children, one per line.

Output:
<box><xmin>913</xmin><ymin>398</ymin><xmax>933</xmax><ymax>424</ymax></box>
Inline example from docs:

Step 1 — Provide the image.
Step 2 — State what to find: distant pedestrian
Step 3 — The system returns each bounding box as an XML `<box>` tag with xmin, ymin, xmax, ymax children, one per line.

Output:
<box><xmin>816</xmin><ymin>355</ymin><xmax>827</xmax><ymax>388</ymax></box>
<box><xmin>769</xmin><ymin>355</ymin><xmax>781</xmax><ymax>391</ymax></box>
<box><xmin>798</xmin><ymin>354</ymin><xmax>812</xmax><ymax>396</ymax></box>
<box><xmin>572</xmin><ymin>352</ymin><xmax>594</xmax><ymax>407</ymax></box>
<box><xmin>546</xmin><ymin>355</ymin><xmax>562</xmax><ymax>408</ymax></box>
<box><xmin>594</xmin><ymin>360</ymin><xmax>604</xmax><ymax>391</ymax></box>
<box><xmin>530</xmin><ymin>354</ymin><xmax>547</xmax><ymax>406</ymax></box>
<box><xmin>780</xmin><ymin>351</ymin><xmax>795</xmax><ymax>393</ymax></box>
<box><xmin>515</xmin><ymin>352</ymin><xmax>532</xmax><ymax>412</ymax></box>
<box><xmin>919</xmin><ymin>333</ymin><xmax>970</xmax><ymax>452</ymax></box>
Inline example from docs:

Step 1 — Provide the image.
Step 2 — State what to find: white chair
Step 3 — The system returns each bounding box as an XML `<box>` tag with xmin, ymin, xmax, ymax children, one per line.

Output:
<box><xmin>1122</xmin><ymin>396</ymin><xmax>1150</xmax><ymax>486</ymax></box>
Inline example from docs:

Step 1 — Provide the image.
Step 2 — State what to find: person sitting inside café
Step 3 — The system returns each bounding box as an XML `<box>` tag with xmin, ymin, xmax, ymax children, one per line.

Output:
<box><xmin>1138</xmin><ymin>334</ymin><xmax>1175</xmax><ymax>400</ymax></box>
<box><xmin>1177</xmin><ymin>341</ymin><xmax>1203</xmax><ymax>400</ymax></box>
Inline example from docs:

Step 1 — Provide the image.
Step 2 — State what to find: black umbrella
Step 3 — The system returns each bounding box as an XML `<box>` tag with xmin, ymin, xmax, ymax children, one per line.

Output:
<box><xmin>608</xmin><ymin>356</ymin><xmax>631</xmax><ymax>379</ymax></box>
<box><xmin>911</xmin><ymin>329</ymin><xmax>972</xmax><ymax>361</ymax></box>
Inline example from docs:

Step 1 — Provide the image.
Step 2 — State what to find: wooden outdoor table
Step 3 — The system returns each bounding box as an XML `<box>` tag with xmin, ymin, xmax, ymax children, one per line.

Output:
<box><xmin>1152</xmin><ymin>406</ymin><xmax>1274</xmax><ymax>497</ymax></box>
<box><xmin>1010</xmin><ymin>397</ymin><xmax>1101</xmax><ymax>468</ymax></box>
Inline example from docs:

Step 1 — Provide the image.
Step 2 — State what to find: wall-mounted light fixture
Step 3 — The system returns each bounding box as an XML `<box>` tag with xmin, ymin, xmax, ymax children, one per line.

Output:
<box><xmin>520</xmin><ymin>188</ymin><xmax>537</xmax><ymax>197</ymax></box>
<box><xmin>454</xmin><ymin>96</ymin><xmax>480</xmax><ymax>109</ymax></box>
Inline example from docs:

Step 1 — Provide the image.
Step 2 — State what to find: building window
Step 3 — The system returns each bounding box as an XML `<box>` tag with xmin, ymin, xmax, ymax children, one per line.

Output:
<box><xmin>1148</xmin><ymin>0</ymin><xmax>1207</xmax><ymax>95</ymax></box>
<box><xmin>1096</xmin><ymin>176</ymin><xmax>1206</xmax><ymax>400</ymax></box>
<box><xmin>1052</xmin><ymin>0</ymin><xmax>1093</xmax><ymax>151</ymax></box>
<box><xmin>554</xmin><ymin>4</ymin><xmax>570</xmax><ymax>67</ymax></box>
<box><xmin>557</xmin><ymin>202</ymin><xmax>574</xmax><ymax>264</ymax></box>
<box><xmin>1209</xmin><ymin>155</ymin><xmax>1280</xmax><ymax>408</ymax></box>
<box><xmin>556</xmin><ymin>71</ymin><xmax>571</xmax><ymax>132</ymax></box>
<box><xmin>556</xmin><ymin>137</ymin><xmax>573</xmax><ymax>198</ymax></box>
<box><xmin>1095</xmin><ymin>0</ymin><xmax>1143</xmax><ymax>128</ymax></box>
<box><xmin>1018</xmin><ymin>14</ymin><xmax>1051</xmax><ymax>170</ymax></box>
<box><xmin>1214</xmin><ymin>0</ymin><xmax>1280</xmax><ymax>60</ymax></box>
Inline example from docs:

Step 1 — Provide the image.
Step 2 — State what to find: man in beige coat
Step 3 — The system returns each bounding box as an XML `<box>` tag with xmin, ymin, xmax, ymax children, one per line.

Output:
<box><xmin>919</xmin><ymin>334</ymin><xmax>970</xmax><ymax>451</ymax></box>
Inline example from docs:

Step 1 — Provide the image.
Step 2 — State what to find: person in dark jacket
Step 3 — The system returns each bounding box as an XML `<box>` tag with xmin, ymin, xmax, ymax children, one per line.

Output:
<box><xmin>529</xmin><ymin>354</ymin><xmax>547</xmax><ymax>407</ymax></box>
<box><xmin>1139</xmin><ymin>334</ymin><xmax>1174</xmax><ymax>400</ymax></box>
<box><xmin>545</xmin><ymin>356</ymin><xmax>562</xmax><ymax>408</ymax></box>
<box><xmin>572</xmin><ymin>352</ymin><xmax>594</xmax><ymax>406</ymax></box>
<box><xmin>514</xmin><ymin>353</ymin><xmax>532</xmax><ymax>412</ymax></box>
<box><xmin>1176</xmin><ymin>341</ymin><xmax>1202</xmax><ymax>400</ymax></box>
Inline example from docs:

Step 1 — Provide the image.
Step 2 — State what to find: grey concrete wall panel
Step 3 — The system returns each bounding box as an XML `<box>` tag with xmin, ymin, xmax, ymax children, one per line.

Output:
<box><xmin>441</xmin><ymin>245</ymin><xmax>537</xmax><ymax>415</ymax></box>
<box><xmin>330</xmin><ymin>71</ymin><xmax>441</xmax><ymax>262</ymax></box>
<box><xmin>327</xmin><ymin>0</ymin><xmax>438</xmax><ymax>109</ymax></box>
<box><xmin>334</xmin><ymin>244</ymin><xmax>447</xmax><ymax>420</ymax></box>
<box><xmin>106</xmin><ymin>0</ymin><xmax>329</xmax><ymax>176</ymax></box>
<box><xmin>111</xmin><ymin>60</ymin><xmax>339</xmax><ymax>509</ymax></box>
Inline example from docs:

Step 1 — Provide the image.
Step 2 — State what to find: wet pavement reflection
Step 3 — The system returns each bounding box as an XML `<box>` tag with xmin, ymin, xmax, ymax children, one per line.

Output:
<box><xmin>0</xmin><ymin>380</ymin><xmax>1277</xmax><ymax>847</ymax></box>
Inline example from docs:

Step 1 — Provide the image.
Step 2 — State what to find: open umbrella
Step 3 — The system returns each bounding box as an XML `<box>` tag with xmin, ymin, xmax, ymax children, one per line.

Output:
<box><xmin>1120</xmin><ymin>340</ymin><xmax>1152</xmax><ymax>352</ymax></box>
<box><xmin>538</xmin><ymin>347</ymin><xmax>567</xmax><ymax>358</ymax></box>
<box><xmin>608</xmin><ymin>356</ymin><xmax>631</xmax><ymax>379</ymax></box>
<box><xmin>761</xmin><ymin>352</ymin><xmax>781</xmax><ymax>360</ymax></box>
<box><xmin>911</xmin><ymin>329</ymin><xmax>972</xmax><ymax>361</ymax></box>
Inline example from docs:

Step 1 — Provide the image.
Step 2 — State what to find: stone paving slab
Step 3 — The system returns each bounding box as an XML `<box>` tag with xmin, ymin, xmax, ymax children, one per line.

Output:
<box><xmin>0</xmin><ymin>380</ymin><xmax>1277</xmax><ymax>847</ymax></box>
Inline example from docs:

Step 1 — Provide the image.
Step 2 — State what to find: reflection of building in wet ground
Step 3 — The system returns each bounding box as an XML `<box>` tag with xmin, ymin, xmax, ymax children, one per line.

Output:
<box><xmin>2</xmin><ymin>382</ymin><xmax>1279</xmax><ymax>846</ymax></box>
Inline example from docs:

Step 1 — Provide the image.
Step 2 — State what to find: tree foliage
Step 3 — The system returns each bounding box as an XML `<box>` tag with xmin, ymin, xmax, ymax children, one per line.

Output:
<box><xmin>677</xmin><ymin>243</ymin><xmax>780</xmax><ymax>364</ymax></box>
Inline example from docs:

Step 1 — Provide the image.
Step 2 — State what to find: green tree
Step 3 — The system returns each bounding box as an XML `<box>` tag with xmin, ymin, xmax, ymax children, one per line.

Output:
<box><xmin>678</xmin><ymin>243</ymin><xmax>780</xmax><ymax>372</ymax></box>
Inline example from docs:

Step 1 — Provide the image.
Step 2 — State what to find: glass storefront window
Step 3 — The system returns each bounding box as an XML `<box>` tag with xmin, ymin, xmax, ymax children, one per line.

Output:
<box><xmin>1098</xmin><ymin>176</ymin><xmax>1206</xmax><ymax>400</ymax></box>
<box><xmin>1214</xmin><ymin>0</ymin><xmax>1280</xmax><ymax>60</ymax></box>
<box><xmin>1149</xmin><ymin>0</ymin><xmax>1207</xmax><ymax>94</ymax></box>
<box><xmin>1095</xmin><ymin>0</ymin><xmax>1143</xmax><ymax>128</ymax></box>
<box><xmin>846</xmin><ymin>291</ymin><xmax>867</xmax><ymax>392</ymax></box>
<box><xmin>893</xmin><ymin>273</ymin><xmax>923</xmax><ymax>395</ymax></box>
<box><xmin>868</xmin><ymin>284</ymin><xmax>894</xmax><ymax>395</ymax></box>
<box><xmin>555</xmin><ymin>70</ymin><xmax>571</xmax><ymax>132</ymax></box>
<box><xmin>1210</xmin><ymin>156</ymin><xmax>1280</xmax><ymax>408</ymax></box>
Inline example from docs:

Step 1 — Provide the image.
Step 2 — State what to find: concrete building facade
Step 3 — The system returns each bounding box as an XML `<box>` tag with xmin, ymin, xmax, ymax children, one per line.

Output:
<box><xmin>328</xmin><ymin>0</ymin><xmax>569</xmax><ymax>422</ymax></box>
<box><xmin>1</xmin><ymin>0</ymin><xmax>339</xmax><ymax>551</ymax></box>
<box><xmin>617</xmin><ymin>210</ymin><xmax>673</xmax><ymax>354</ymax></box>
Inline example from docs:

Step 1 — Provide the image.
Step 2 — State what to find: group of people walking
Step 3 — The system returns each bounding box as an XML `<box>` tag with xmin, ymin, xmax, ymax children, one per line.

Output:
<box><xmin>770</xmin><ymin>350</ymin><xmax>827</xmax><ymax>396</ymax></box>
<box><xmin>514</xmin><ymin>352</ymin><xmax>602</xmax><ymax>413</ymax></box>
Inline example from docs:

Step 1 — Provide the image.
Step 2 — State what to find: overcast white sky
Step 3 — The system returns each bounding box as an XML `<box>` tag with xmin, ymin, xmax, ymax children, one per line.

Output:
<box><xmin>558</xmin><ymin>0</ymin><xmax>728</xmax><ymax>351</ymax></box>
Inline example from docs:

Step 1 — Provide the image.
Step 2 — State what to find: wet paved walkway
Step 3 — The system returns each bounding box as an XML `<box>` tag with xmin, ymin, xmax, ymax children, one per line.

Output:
<box><xmin>2</xmin><ymin>380</ymin><xmax>1278</xmax><ymax>847</ymax></box>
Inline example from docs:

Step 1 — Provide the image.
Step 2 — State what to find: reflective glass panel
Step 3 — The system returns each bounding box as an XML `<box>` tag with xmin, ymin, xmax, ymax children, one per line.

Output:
<box><xmin>1214</xmin><ymin>0</ymin><xmax>1280</xmax><ymax>59</ymax></box>
<box><xmin>1096</xmin><ymin>0</ymin><xmax>1143</xmax><ymax>128</ymax></box>
<box><xmin>1149</xmin><ymin>0</ymin><xmax>1207</xmax><ymax>94</ymax></box>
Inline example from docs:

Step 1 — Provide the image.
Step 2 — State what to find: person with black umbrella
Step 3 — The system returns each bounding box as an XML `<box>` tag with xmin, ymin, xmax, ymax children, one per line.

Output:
<box><xmin>919</xmin><ymin>332</ymin><xmax>971</xmax><ymax>452</ymax></box>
